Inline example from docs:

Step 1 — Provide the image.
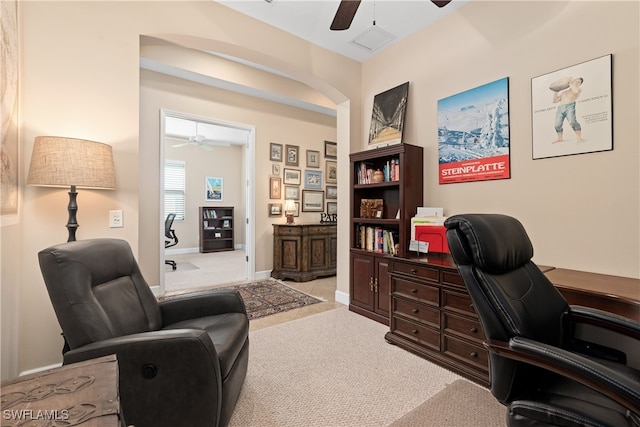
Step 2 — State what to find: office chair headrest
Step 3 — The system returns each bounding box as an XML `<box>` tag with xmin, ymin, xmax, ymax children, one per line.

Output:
<box><xmin>444</xmin><ymin>214</ymin><xmax>534</xmax><ymax>274</ymax></box>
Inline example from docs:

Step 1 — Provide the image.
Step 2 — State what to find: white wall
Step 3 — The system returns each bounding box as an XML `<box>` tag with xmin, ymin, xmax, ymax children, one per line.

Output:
<box><xmin>362</xmin><ymin>1</ymin><xmax>640</xmax><ymax>277</ymax></box>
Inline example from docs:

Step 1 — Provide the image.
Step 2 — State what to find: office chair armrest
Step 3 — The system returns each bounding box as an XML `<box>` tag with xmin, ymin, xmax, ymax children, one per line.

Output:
<box><xmin>567</xmin><ymin>305</ymin><xmax>640</xmax><ymax>339</ymax></box>
<box><xmin>485</xmin><ymin>337</ymin><xmax>640</xmax><ymax>415</ymax></box>
<box><xmin>159</xmin><ymin>289</ymin><xmax>247</xmax><ymax>326</ymax></box>
<box><xmin>62</xmin><ymin>329</ymin><xmax>221</xmax><ymax>427</ymax></box>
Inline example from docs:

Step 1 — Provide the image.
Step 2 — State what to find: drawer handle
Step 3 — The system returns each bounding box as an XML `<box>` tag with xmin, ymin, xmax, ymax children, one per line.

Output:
<box><xmin>411</xmin><ymin>288</ymin><xmax>418</xmax><ymax>293</ymax></box>
<box><xmin>470</xmin><ymin>352</ymin><xmax>478</xmax><ymax>359</ymax></box>
<box><xmin>469</xmin><ymin>327</ymin><xmax>478</xmax><ymax>334</ymax></box>
<box><xmin>410</xmin><ymin>269</ymin><xmax>417</xmax><ymax>274</ymax></box>
<box><xmin>469</xmin><ymin>304</ymin><xmax>474</xmax><ymax>310</ymax></box>
<box><xmin>411</xmin><ymin>329</ymin><xmax>419</xmax><ymax>335</ymax></box>
<box><xmin>412</xmin><ymin>308</ymin><xmax>419</xmax><ymax>314</ymax></box>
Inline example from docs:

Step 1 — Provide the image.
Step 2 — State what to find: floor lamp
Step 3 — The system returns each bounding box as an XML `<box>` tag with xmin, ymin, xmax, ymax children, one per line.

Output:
<box><xmin>27</xmin><ymin>136</ymin><xmax>116</xmax><ymax>242</ymax></box>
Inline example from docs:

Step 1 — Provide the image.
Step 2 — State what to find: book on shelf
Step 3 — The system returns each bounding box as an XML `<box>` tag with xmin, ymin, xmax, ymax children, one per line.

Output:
<box><xmin>355</xmin><ymin>158</ymin><xmax>400</xmax><ymax>184</ymax></box>
<box><xmin>355</xmin><ymin>225</ymin><xmax>398</xmax><ymax>255</ymax></box>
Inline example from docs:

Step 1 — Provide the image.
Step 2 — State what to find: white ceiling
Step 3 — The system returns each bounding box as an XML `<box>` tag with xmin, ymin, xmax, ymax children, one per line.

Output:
<box><xmin>216</xmin><ymin>0</ymin><xmax>467</xmax><ymax>62</ymax></box>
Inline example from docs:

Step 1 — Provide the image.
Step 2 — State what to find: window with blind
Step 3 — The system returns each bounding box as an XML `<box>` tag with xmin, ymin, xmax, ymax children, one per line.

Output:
<box><xmin>165</xmin><ymin>160</ymin><xmax>185</xmax><ymax>221</ymax></box>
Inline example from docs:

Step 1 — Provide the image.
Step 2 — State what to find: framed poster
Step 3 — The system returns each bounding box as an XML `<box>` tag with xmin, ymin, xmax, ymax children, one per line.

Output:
<box><xmin>325</xmin><ymin>161</ymin><xmax>337</xmax><ymax>184</ymax></box>
<box><xmin>302</xmin><ymin>190</ymin><xmax>324</xmax><ymax>212</ymax></box>
<box><xmin>306</xmin><ymin>150</ymin><xmax>320</xmax><ymax>168</ymax></box>
<box><xmin>368</xmin><ymin>82</ymin><xmax>409</xmax><ymax>146</ymax></box>
<box><xmin>437</xmin><ymin>77</ymin><xmax>511</xmax><ymax>184</ymax></box>
<box><xmin>304</xmin><ymin>170</ymin><xmax>322</xmax><ymax>189</ymax></box>
<box><xmin>531</xmin><ymin>54</ymin><xmax>612</xmax><ymax>160</ymax></box>
<box><xmin>268</xmin><ymin>203</ymin><xmax>282</xmax><ymax>217</ymax></box>
<box><xmin>283</xmin><ymin>168</ymin><xmax>301</xmax><ymax>185</ymax></box>
<box><xmin>205</xmin><ymin>177</ymin><xmax>223</xmax><ymax>201</ymax></box>
<box><xmin>284</xmin><ymin>185</ymin><xmax>300</xmax><ymax>200</ymax></box>
<box><xmin>270</xmin><ymin>142</ymin><xmax>282</xmax><ymax>162</ymax></box>
<box><xmin>269</xmin><ymin>176</ymin><xmax>281</xmax><ymax>199</ymax></box>
<box><xmin>324</xmin><ymin>140</ymin><xmax>337</xmax><ymax>159</ymax></box>
<box><xmin>285</xmin><ymin>144</ymin><xmax>299</xmax><ymax>166</ymax></box>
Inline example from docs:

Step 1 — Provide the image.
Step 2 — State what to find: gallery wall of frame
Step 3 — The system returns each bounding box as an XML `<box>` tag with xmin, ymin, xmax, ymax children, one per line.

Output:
<box><xmin>268</xmin><ymin>140</ymin><xmax>337</xmax><ymax>220</ymax></box>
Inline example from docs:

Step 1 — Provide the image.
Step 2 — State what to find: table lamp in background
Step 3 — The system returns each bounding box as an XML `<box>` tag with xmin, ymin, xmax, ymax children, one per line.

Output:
<box><xmin>284</xmin><ymin>199</ymin><xmax>296</xmax><ymax>224</ymax></box>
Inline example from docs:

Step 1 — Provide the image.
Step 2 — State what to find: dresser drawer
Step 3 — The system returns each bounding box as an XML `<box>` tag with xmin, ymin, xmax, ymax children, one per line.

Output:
<box><xmin>393</xmin><ymin>277</ymin><xmax>439</xmax><ymax>306</ymax></box>
<box><xmin>442</xmin><ymin>335</ymin><xmax>488</xmax><ymax>373</ymax></box>
<box><xmin>442</xmin><ymin>312</ymin><xmax>485</xmax><ymax>344</ymax></box>
<box><xmin>391</xmin><ymin>261</ymin><xmax>440</xmax><ymax>282</ymax></box>
<box><xmin>393</xmin><ymin>317</ymin><xmax>440</xmax><ymax>350</ymax></box>
<box><xmin>394</xmin><ymin>297</ymin><xmax>439</xmax><ymax>328</ymax></box>
<box><xmin>442</xmin><ymin>269</ymin><xmax>465</xmax><ymax>288</ymax></box>
<box><xmin>275</xmin><ymin>226</ymin><xmax>302</xmax><ymax>236</ymax></box>
<box><xmin>442</xmin><ymin>288</ymin><xmax>477</xmax><ymax>318</ymax></box>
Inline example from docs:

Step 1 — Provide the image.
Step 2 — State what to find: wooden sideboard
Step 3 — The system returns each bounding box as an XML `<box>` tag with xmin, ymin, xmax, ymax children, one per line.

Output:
<box><xmin>382</xmin><ymin>252</ymin><xmax>640</xmax><ymax>387</ymax></box>
<box><xmin>0</xmin><ymin>355</ymin><xmax>123</xmax><ymax>426</ymax></box>
<box><xmin>271</xmin><ymin>223</ymin><xmax>337</xmax><ymax>282</ymax></box>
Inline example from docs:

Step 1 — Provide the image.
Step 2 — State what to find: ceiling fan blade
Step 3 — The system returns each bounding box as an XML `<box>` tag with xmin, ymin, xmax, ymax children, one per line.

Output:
<box><xmin>171</xmin><ymin>143</ymin><xmax>191</xmax><ymax>148</ymax></box>
<box><xmin>431</xmin><ymin>0</ymin><xmax>452</xmax><ymax>7</ymax></box>
<box><xmin>330</xmin><ymin>0</ymin><xmax>361</xmax><ymax>31</ymax></box>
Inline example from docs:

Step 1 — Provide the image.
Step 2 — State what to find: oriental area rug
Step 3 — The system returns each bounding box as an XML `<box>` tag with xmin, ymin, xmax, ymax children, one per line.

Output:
<box><xmin>160</xmin><ymin>279</ymin><xmax>323</xmax><ymax>321</ymax></box>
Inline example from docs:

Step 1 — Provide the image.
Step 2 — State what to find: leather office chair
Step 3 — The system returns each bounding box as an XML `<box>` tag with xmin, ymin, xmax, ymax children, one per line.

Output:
<box><xmin>165</xmin><ymin>213</ymin><xmax>178</xmax><ymax>270</ymax></box>
<box><xmin>444</xmin><ymin>214</ymin><xmax>640</xmax><ymax>427</ymax></box>
<box><xmin>38</xmin><ymin>238</ymin><xmax>249</xmax><ymax>427</ymax></box>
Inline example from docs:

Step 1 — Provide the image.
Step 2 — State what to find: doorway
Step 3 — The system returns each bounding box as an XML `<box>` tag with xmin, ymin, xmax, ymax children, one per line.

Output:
<box><xmin>159</xmin><ymin>110</ymin><xmax>255</xmax><ymax>294</ymax></box>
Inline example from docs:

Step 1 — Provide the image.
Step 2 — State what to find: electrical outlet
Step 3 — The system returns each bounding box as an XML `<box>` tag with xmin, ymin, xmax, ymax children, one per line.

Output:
<box><xmin>109</xmin><ymin>210</ymin><xmax>123</xmax><ymax>228</ymax></box>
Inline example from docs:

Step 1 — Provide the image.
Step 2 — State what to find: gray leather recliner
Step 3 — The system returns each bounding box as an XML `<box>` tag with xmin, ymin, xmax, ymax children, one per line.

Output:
<box><xmin>38</xmin><ymin>238</ymin><xmax>249</xmax><ymax>427</ymax></box>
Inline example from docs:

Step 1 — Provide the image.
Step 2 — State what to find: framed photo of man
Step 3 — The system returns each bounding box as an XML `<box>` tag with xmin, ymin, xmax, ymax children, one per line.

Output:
<box><xmin>531</xmin><ymin>54</ymin><xmax>612</xmax><ymax>160</ymax></box>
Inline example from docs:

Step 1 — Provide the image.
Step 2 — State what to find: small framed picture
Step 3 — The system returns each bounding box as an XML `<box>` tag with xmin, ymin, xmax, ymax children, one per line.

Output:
<box><xmin>284</xmin><ymin>185</ymin><xmax>300</xmax><ymax>200</ymax></box>
<box><xmin>326</xmin><ymin>185</ymin><xmax>337</xmax><ymax>200</ymax></box>
<box><xmin>270</xmin><ymin>143</ymin><xmax>283</xmax><ymax>162</ymax></box>
<box><xmin>326</xmin><ymin>161</ymin><xmax>337</xmax><ymax>184</ymax></box>
<box><xmin>324</xmin><ymin>140</ymin><xmax>337</xmax><ymax>159</ymax></box>
<box><xmin>285</xmin><ymin>144</ymin><xmax>299</xmax><ymax>166</ymax></box>
<box><xmin>272</xmin><ymin>164</ymin><xmax>281</xmax><ymax>176</ymax></box>
<box><xmin>269</xmin><ymin>203</ymin><xmax>282</xmax><ymax>217</ymax></box>
<box><xmin>302</xmin><ymin>190</ymin><xmax>324</xmax><ymax>212</ymax></box>
<box><xmin>205</xmin><ymin>177</ymin><xmax>223</xmax><ymax>201</ymax></box>
<box><xmin>270</xmin><ymin>176</ymin><xmax>281</xmax><ymax>199</ymax></box>
<box><xmin>327</xmin><ymin>202</ymin><xmax>338</xmax><ymax>215</ymax></box>
<box><xmin>304</xmin><ymin>170</ymin><xmax>323</xmax><ymax>189</ymax></box>
<box><xmin>283</xmin><ymin>168</ymin><xmax>301</xmax><ymax>185</ymax></box>
<box><xmin>222</xmin><ymin>219</ymin><xmax>231</xmax><ymax>228</ymax></box>
<box><xmin>306</xmin><ymin>150</ymin><xmax>320</xmax><ymax>168</ymax></box>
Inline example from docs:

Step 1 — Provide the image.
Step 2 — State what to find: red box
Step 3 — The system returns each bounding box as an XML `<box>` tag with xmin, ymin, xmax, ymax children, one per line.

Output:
<box><xmin>415</xmin><ymin>225</ymin><xmax>450</xmax><ymax>253</ymax></box>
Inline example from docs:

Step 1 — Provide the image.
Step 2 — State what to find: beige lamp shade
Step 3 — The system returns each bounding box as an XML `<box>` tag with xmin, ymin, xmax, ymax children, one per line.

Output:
<box><xmin>284</xmin><ymin>199</ymin><xmax>296</xmax><ymax>214</ymax></box>
<box><xmin>27</xmin><ymin>136</ymin><xmax>116</xmax><ymax>189</ymax></box>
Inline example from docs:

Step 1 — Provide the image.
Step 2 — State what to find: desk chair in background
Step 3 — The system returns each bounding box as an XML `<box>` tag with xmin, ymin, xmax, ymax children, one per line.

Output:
<box><xmin>165</xmin><ymin>213</ymin><xmax>178</xmax><ymax>270</ymax></box>
<box><xmin>445</xmin><ymin>213</ymin><xmax>640</xmax><ymax>427</ymax></box>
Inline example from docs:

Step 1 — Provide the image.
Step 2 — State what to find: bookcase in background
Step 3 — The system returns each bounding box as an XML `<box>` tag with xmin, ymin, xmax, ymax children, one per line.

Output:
<box><xmin>200</xmin><ymin>206</ymin><xmax>234</xmax><ymax>253</ymax></box>
<box><xmin>349</xmin><ymin>143</ymin><xmax>424</xmax><ymax>325</ymax></box>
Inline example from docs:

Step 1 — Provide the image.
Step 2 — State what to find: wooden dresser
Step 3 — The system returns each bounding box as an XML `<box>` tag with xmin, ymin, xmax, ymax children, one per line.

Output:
<box><xmin>0</xmin><ymin>355</ymin><xmax>124</xmax><ymax>426</ymax></box>
<box><xmin>385</xmin><ymin>253</ymin><xmax>490</xmax><ymax>386</ymax></box>
<box><xmin>271</xmin><ymin>223</ymin><xmax>337</xmax><ymax>282</ymax></box>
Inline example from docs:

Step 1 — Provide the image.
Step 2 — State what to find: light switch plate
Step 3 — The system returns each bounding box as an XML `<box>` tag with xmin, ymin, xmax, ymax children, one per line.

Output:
<box><xmin>109</xmin><ymin>210</ymin><xmax>123</xmax><ymax>228</ymax></box>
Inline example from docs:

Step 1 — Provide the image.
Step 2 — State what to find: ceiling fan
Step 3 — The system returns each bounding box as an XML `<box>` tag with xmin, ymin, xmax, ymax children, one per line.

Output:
<box><xmin>330</xmin><ymin>0</ymin><xmax>452</xmax><ymax>31</ymax></box>
<box><xmin>170</xmin><ymin>135</ymin><xmax>229</xmax><ymax>151</ymax></box>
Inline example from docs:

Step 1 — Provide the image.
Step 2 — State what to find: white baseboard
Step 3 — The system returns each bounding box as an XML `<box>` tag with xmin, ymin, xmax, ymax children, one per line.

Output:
<box><xmin>335</xmin><ymin>290</ymin><xmax>349</xmax><ymax>306</ymax></box>
<box><xmin>255</xmin><ymin>270</ymin><xmax>272</xmax><ymax>280</ymax></box>
<box><xmin>167</xmin><ymin>245</ymin><xmax>246</xmax><ymax>255</ymax></box>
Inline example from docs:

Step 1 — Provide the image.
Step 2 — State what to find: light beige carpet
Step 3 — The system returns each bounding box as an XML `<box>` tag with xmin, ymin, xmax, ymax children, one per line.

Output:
<box><xmin>228</xmin><ymin>307</ymin><xmax>506</xmax><ymax>427</ymax></box>
<box><xmin>390</xmin><ymin>379</ymin><xmax>506</xmax><ymax>426</ymax></box>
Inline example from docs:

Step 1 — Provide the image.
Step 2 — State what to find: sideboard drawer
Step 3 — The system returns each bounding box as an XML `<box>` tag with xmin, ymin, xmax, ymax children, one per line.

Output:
<box><xmin>442</xmin><ymin>335</ymin><xmax>488</xmax><ymax>373</ymax></box>
<box><xmin>394</xmin><ymin>298</ymin><xmax>440</xmax><ymax>329</ymax></box>
<box><xmin>442</xmin><ymin>288</ymin><xmax>477</xmax><ymax>318</ymax></box>
<box><xmin>393</xmin><ymin>277</ymin><xmax>439</xmax><ymax>306</ymax></box>
<box><xmin>393</xmin><ymin>317</ymin><xmax>440</xmax><ymax>350</ymax></box>
<box><xmin>442</xmin><ymin>312</ymin><xmax>485</xmax><ymax>344</ymax></box>
<box><xmin>392</xmin><ymin>261</ymin><xmax>440</xmax><ymax>282</ymax></box>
